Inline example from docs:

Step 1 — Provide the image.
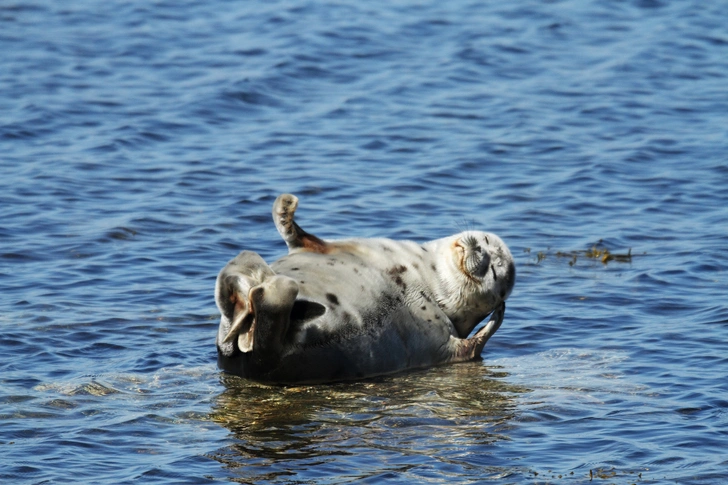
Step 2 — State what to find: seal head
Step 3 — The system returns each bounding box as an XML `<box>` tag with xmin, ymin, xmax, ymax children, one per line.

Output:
<box><xmin>426</xmin><ymin>231</ymin><xmax>515</xmax><ymax>338</ymax></box>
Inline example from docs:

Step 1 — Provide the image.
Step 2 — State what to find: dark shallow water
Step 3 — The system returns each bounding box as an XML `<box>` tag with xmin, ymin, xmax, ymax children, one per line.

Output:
<box><xmin>2</xmin><ymin>1</ymin><xmax>727</xmax><ymax>483</ymax></box>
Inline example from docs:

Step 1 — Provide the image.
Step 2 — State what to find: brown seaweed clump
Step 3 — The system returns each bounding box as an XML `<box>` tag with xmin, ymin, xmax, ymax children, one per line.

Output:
<box><xmin>525</xmin><ymin>242</ymin><xmax>635</xmax><ymax>267</ymax></box>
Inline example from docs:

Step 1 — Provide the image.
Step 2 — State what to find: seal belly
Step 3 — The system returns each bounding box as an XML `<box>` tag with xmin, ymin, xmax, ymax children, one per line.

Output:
<box><xmin>258</xmin><ymin>251</ymin><xmax>454</xmax><ymax>383</ymax></box>
<box><xmin>261</xmin><ymin>303</ymin><xmax>452</xmax><ymax>384</ymax></box>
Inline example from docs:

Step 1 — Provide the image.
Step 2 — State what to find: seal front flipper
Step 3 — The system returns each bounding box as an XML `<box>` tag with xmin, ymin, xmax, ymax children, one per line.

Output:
<box><xmin>273</xmin><ymin>193</ymin><xmax>330</xmax><ymax>254</ymax></box>
<box><xmin>215</xmin><ymin>251</ymin><xmax>275</xmax><ymax>356</ymax></box>
<box><xmin>448</xmin><ymin>302</ymin><xmax>505</xmax><ymax>362</ymax></box>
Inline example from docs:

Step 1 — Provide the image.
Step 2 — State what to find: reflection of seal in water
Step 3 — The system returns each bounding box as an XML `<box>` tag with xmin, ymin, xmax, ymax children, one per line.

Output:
<box><xmin>215</xmin><ymin>194</ymin><xmax>515</xmax><ymax>384</ymax></box>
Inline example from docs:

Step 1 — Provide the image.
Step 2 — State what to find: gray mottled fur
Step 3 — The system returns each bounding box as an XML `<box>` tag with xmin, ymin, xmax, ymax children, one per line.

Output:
<box><xmin>215</xmin><ymin>194</ymin><xmax>514</xmax><ymax>384</ymax></box>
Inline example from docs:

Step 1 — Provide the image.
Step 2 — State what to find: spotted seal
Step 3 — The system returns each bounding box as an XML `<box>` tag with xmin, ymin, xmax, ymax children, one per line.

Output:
<box><xmin>215</xmin><ymin>194</ymin><xmax>515</xmax><ymax>384</ymax></box>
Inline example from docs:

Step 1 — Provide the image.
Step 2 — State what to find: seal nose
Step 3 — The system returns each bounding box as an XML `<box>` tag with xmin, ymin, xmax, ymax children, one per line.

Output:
<box><xmin>472</xmin><ymin>251</ymin><xmax>491</xmax><ymax>278</ymax></box>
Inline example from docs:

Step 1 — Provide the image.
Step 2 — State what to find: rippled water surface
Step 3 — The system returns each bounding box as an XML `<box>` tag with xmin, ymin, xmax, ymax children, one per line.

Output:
<box><xmin>2</xmin><ymin>1</ymin><xmax>727</xmax><ymax>483</ymax></box>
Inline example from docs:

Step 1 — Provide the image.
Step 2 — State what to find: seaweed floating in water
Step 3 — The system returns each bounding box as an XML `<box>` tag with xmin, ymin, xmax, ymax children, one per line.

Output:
<box><xmin>526</xmin><ymin>241</ymin><xmax>637</xmax><ymax>266</ymax></box>
<box><xmin>584</xmin><ymin>246</ymin><xmax>632</xmax><ymax>264</ymax></box>
<box><xmin>527</xmin><ymin>467</ymin><xmax>647</xmax><ymax>482</ymax></box>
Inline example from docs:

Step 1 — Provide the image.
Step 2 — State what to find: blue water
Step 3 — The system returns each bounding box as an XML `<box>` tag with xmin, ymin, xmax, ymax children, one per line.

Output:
<box><xmin>2</xmin><ymin>0</ymin><xmax>727</xmax><ymax>483</ymax></box>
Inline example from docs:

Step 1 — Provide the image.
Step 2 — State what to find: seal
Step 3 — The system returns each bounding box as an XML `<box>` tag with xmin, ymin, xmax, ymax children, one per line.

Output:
<box><xmin>215</xmin><ymin>194</ymin><xmax>515</xmax><ymax>384</ymax></box>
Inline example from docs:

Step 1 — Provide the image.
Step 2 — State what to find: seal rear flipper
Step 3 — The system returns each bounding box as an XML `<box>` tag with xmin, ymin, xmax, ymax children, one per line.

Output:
<box><xmin>248</xmin><ymin>275</ymin><xmax>300</xmax><ymax>367</ymax></box>
<box><xmin>449</xmin><ymin>302</ymin><xmax>505</xmax><ymax>362</ymax></box>
<box><xmin>273</xmin><ymin>194</ymin><xmax>330</xmax><ymax>254</ymax></box>
<box><xmin>236</xmin><ymin>319</ymin><xmax>255</xmax><ymax>353</ymax></box>
<box><xmin>215</xmin><ymin>251</ymin><xmax>275</xmax><ymax>356</ymax></box>
<box><xmin>221</xmin><ymin>292</ymin><xmax>255</xmax><ymax>352</ymax></box>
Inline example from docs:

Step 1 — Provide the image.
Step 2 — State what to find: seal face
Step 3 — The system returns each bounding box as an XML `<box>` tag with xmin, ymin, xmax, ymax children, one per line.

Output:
<box><xmin>215</xmin><ymin>194</ymin><xmax>515</xmax><ymax>384</ymax></box>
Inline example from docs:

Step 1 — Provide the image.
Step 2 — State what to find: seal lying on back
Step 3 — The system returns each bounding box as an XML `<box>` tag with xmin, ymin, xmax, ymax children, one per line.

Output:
<box><xmin>215</xmin><ymin>194</ymin><xmax>515</xmax><ymax>384</ymax></box>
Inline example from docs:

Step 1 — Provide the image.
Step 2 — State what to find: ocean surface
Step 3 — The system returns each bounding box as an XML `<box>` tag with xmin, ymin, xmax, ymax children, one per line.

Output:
<box><xmin>1</xmin><ymin>1</ymin><xmax>727</xmax><ymax>483</ymax></box>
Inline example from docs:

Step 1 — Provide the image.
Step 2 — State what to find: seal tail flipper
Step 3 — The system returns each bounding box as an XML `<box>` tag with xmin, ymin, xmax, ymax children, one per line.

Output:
<box><xmin>273</xmin><ymin>194</ymin><xmax>330</xmax><ymax>253</ymax></box>
<box><xmin>450</xmin><ymin>302</ymin><xmax>505</xmax><ymax>362</ymax></box>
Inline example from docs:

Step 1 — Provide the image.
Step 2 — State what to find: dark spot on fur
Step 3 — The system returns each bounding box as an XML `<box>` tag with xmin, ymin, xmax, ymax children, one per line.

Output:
<box><xmin>387</xmin><ymin>265</ymin><xmax>407</xmax><ymax>275</ymax></box>
<box><xmin>353</xmin><ymin>267</ymin><xmax>360</xmax><ymax>274</ymax></box>
<box><xmin>491</xmin><ymin>264</ymin><xmax>497</xmax><ymax>280</ymax></box>
<box><xmin>342</xmin><ymin>311</ymin><xmax>353</xmax><ymax>323</ymax></box>
<box><xmin>412</xmin><ymin>262</ymin><xmax>419</xmax><ymax>269</ymax></box>
<box><xmin>291</xmin><ymin>267</ymin><xmax>299</xmax><ymax>271</ymax></box>
<box><xmin>421</xmin><ymin>246</ymin><xmax>428</xmax><ymax>252</ymax></box>
<box><xmin>381</xmin><ymin>244</ymin><xmax>394</xmax><ymax>252</ymax></box>
<box><xmin>326</xmin><ymin>293</ymin><xmax>340</xmax><ymax>305</ymax></box>
<box><xmin>289</xmin><ymin>300</ymin><xmax>326</xmax><ymax>326</ymax></box>
<box><xmin>421</xmin><ymin>305</ymin><xmax>427</xmax><ymax>311</ymax></box>
<box><xmin>387</xmin><ymin>265</ymin><xmax>408</xmax><ymax>290</ymax></box>
<box><xmin>431</xmin><ymin>263</ymin><xmax>437</xmax><ymax>272</ymax></box>
<box><xmin>300</xmin><ymin>281</ymin><xmax>305</xmax><ymax>284</ymax></box>
<box><xmin>485</xmin><ymin>236</ymin><xmax>489</xmax><ymax>245</ymax></box>
<box><xmin>420</xmin><ymin>290</ymin><xmax>432</xmax><ymax>303</ymax></box>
